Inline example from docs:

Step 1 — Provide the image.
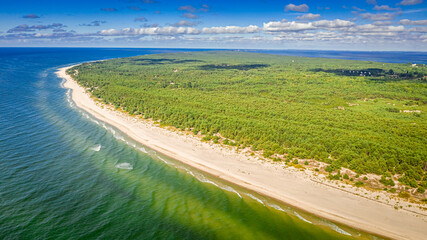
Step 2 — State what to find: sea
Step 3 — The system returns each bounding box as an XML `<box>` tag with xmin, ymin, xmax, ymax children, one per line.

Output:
<box><xmin>2</xmin><ymin>47</ymin><xmax>424</xmax><ymax>239</ymax></box>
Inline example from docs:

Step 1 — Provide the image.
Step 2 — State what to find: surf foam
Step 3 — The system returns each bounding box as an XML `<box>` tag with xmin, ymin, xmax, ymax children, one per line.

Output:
<box><xmin>90</xmin><ymin>144</ymin><xmax>102</xmax><ymax>151</ymax></box>
<box><xmin>220</xmin><ymin>186</ymin><xmax>242</xmax><ymax>198</ymax></box>
<box><xmin>294</xmin><ymin>212</ymin><xmax>312</xmax><ymax>224</ymax></box>
<box><xmin>115</xmin><ymin>162</ymin><xmax>133</xmax><ymax>170</ymax></box>
<box><xmin>245</xmin><ymin>193</ymin><xmax>265</xmax><ymax>205</ymax></box>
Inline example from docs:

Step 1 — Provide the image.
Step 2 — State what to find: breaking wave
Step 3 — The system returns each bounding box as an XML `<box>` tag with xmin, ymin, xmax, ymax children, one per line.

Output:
<box><xmin>220</xmin><ymin>185</ymin><xmax>242</xmax><ymax>198</ymax></box>
<box><xmin>244</xmin><ymin>193</ymin><xmax>265</xmax><ymax>205</ymax></box>
<box><xmin>90</xmin><ymin>144</ymin><xmax>102</xmax><ymax>151</ymax></box>
<box><xmin>115</xmin><ymin>162</ymin><xmax>133</xmax><ymax>170</ymax></box>
<box><xmin>294</xmin><ymin>212</ymin><xmax>312</xmax><ymax>224</ymax></box>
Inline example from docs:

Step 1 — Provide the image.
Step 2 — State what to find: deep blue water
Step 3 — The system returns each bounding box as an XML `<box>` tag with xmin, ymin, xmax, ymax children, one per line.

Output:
<box><xmin>246</xmin><ymin>49</ymin><xmax>427</xmax><ymax>64</ymax></box>
<box><xmin>2</xmin><ymin>47</ymin><xmax>423</xmax><ymax>239</ymax></box>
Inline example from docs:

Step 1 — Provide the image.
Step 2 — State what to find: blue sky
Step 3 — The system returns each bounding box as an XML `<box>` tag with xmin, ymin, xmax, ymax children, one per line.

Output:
<box><xmin>0</xmin><ymin>0</ymin><xmax>426</xmax><ymax>50</ymax></box>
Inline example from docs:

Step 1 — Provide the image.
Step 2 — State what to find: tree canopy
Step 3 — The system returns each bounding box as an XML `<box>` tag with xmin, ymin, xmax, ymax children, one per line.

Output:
<box><xmin>68</xmin><ymin>51</ymin><xmax>427</xmax><ymax>189</ymax></box>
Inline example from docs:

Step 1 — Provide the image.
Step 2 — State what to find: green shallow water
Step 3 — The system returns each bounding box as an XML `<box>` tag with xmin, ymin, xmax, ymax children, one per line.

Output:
<box><xmin>0</xmin><ymin>48</ymin><xmax>383</xmax><ymax>239</ymax></box>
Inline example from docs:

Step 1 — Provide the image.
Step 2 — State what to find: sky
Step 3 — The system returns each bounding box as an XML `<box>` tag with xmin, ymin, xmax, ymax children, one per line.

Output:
<box><xmin>0</xmin><ymin>0</ymin><xmax>426</xmax><ymax>51</ymax></box>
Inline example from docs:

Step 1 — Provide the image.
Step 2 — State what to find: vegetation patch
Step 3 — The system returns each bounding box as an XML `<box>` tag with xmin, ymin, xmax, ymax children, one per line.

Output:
<box><xmin>68</xmin><ymin>51</ymin><xmax>427</xmax><ymax>191</ymax></box>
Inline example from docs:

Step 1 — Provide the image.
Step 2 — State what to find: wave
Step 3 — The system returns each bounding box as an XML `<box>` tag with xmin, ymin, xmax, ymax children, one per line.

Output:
<box><xmin>90</xmin><ymin>144</ymin><xmax>102</xmax><ymax>152</ymax></box>
<box><xmin>327</xmin><ymin>222</ymin><xmax>352</xmax><ymax>236</ymax></box>
<box><xmin>220</xmin><ymin>185</ymin><xmax>242</xmax><ymax>198</ymax></box>
<box><xmin>294</xmin><ymin>212</ymin><xmax>312</xmax><ymax>224</ymax></box>
<box><xmin>244</xmin><ymin>193</ymin><xmax>264</xmax><ymax>206</ymax></box>
<box><xmin>115</xmin><ymin>162</ymin><xmax>133</xmax><ymax>170</ymax></box>
<box><xmin>193</xmin><ymin>174</ymin><xmax>219</xmax><ymax>187</ymax></box>
<box><xmin>268</xmin><ymin>204</ymin><xmax>292</xmax><ymax>214</ymax></box>
<box><xmin>137</xmin><ymin>147</ymin><xmax>147</xmax><ymax>153</ymax></box>
<box><xmin>157</xmin><ymin>156</ymin><xmax>175</xmax><ymax>166</ymax></box>
<box><xmin>186</xmin><ymin>170</ymin><xmax>195</xmax><ymax>176</ymax></box>
<box><xmin>90</xmin><ymin>119</ymin><xmax>100</xmax><ymax>125</ymax></box>
<box><xmin>65</xmin><ymin>89</ymin><xmax>74</xmax><ymax>108</ymax></box>
<box><xmin>103</xmin><ymin>126</ymin><xmax>125</xmax><ymax>142</ymax></box>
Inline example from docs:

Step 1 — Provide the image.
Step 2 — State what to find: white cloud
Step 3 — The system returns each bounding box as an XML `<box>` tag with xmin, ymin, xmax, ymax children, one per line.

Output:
<box><xmin>182</xmin><ymin>13</ymin><xmax>199</xmax><ymax>19</ymax></box>
<box><xmin>202</xmin><ymin>25</ymin><xmax>260</xmax><ymax>34</ymax></box>
<box><xmin>313</xmin><ymin>19</ymin><xmax>355</xmax><ymax>28</ymax></box>
<box><xmin>99</xmin><ymin>27</ymin><xmax>201</xmax><ymax>36</ymax></box>
<box><xmin>366</xmin><ymin>0</ymin><xmax>377</xmax><ymax>5</ymax></box>
<box><xmin>134</xmin><ymin>17</ymin><xmax>147</xmax><ymax>22</ymax></box>
<box><xmin>372</xmin><ymin>21</ymin><xmax>393</xmax><ymax>26</ymax></box>
<box><xmin>352</xmin><ymin>6</ymin><xmax>366</xmax><ymax>11</ymax></box>
<box><xmin>359</xmin><ymin>12</ymin><xmax>400</xmax><ymax>20</ymax></box>
<box><xmin>296</xmin><ymin>13</ymin><xmax>321</xmax><ymax>20</ymax></box>
<box><xmin>347</xmin><ymin>24</ymin><xmax>405</xmax><ymax>33</ymax></box>
<box><xmin>99</xmin><ymin>25</ymin><xmax>261</xmax><ymax>36</ymax></box>
<box><xmin>284</xmin><ymin>4</ymin><xmax>309</xmax><ymax>12</ymax></box>
<box><xmin>399</xmin><ymin>19</ymin><xmax>427</xmax><ymax>25</ymax></box>
<box><xmin>399</xmin><ymin>0</ymin><xmax>423</xmax><ymax>6</ymax></box>
<box><xmin>263</xmin><ymin>21</ymin><xmax>314</xmax><ymax>32</ymax></box>
<box><xmin>373</xmin><ymin>5</ymin><xmax>400</xmax><ymax>11</ymax></box>
<box><xmin>263</xmin><ymin>19</ymin><xmax>357</xmax><ymax>33</ymax></box>
<box><xmin>178</xmin><ymin>5</ymin><xmax>196</xmax><ymax>12</ymax></box>
<box><xmin>171</xmin><ymin>21</ymin><xmax>200</xmax><ymax>27</ymax></box>
<box><xmin>408</xmin><ymin>27</ymin><xmax>427</xmax><ymax>32</ymax></box>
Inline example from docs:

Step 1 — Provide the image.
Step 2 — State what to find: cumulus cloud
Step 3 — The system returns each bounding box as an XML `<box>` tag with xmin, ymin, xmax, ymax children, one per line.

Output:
<box><xmin>372</xmin><ymin>21</ymin><xmax>393</xmax><ymax>26</ymax></box>
<box><xmin>202</xmin><ymin>25</ymin><xmax>260</xmax><ymax>34</ymax></box>
<box><xmin>352</xmin><ymin>6</ymin><xmax>366</xmax><ymax>11</ymax></box>
<box><xmin>399</xmin><ymin>19</ymin><xmax>427</xmax><ymax>25</ymax></box>
<box><xmin>373</xmin><ymin>5</ymin><xmax>400</xmax><ymax>11</ymax></box>
<box><xmin>100</xmin><ymin>8</ymin><xmax>118</xmax><ymax>12</ymax></box>
<box><xmin>296</xmin><ymin>13</ymin><xmax>321</xmax><ymax>20</ymax></box>
<box><xmin>312</xmin><ymin>19</ymin><xmax>355</xmax><ymax>28</ymax></box>
<box><xmin>178</xmin><ymin>5</ymin><xmax>196</xmax><ymax>12</ymax></box>
<box><xmin>178</xmin><ymin>4</ymin><xmax>210</xmax><ymax>13</ymax></box>
<box><xmin>7</xmin><ymin>23</ymin><xmax>66</xmax><ymax>33</ymax></box>
<box><xmin>408</xmin><ymin>27</ymin><xmax>427</xmax><ymax>33</ymax></box>
<box><xmin>263</xmin><ymin>19</ymin><xmax>355</xmax><ymax>32</ymax></box>
<box><xmin>141</xmin><ymin>23</ymin><xmax>159</xmax><ymax>28</ymax></box>
<box><xmin>99</xmin><ymin>27</ymin><xmax>201</xmax><ymax>36</ymax></box>
<box><xmin>263</xmin><ymin>21</ymin><xmax>314</xmax><ymax>32</ymax></box>
<box><xmin>284</xmin><ymin>4</ymin><xmax>309</xmax><ymax>12</ymax></box>
<box><xmin>134</xmin><ymin>17</ymin><xmax>148</xmax><ymax>22</ymax></box>
<box><xmin>182</xmin><ymin>13</ymin><xmax>199</xmax><ymax>19</ymax></box>
<box><xmin>80</xmin><ymin>21</ymin><xmax>106</xmax><ymax>27</ymax></box>
<box><xmin>200</xmin><ymin>4</ymin><xmax>210</xmax><ymax>12</ymax></box>
<box><xmin>346</xmin><ymin>24</ymin><xmax>405</xmax><ymax>33</ymax></box>
<box><xmin>170</xmin><ymin>21</ymin><xmax>200</xmax><ymax>27</ymax></box>
<box><xmin>0</xmin><ymin>31</ymin><xmax>102</xmax><ymax>42</ymax></box>
<box><xmin>399</xmin><ymin>0</ymin><xmax>423</xmax><ymax>6</ymax></box>
<box><xmin>23</xmin><ymin>14</ymin><xmax>40</xmax><ymax>19</ymax></box>
<box><xmin>359</xmin><ymin>12</ymin><xmax>400</xmax><ymax>20</ymax></box>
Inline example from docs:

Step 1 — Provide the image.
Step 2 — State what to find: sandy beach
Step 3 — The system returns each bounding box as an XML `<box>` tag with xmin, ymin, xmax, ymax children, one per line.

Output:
<box><xmin>58</xmin><ymin>65</ymin><xmax>427</xmax><ymax>240</ymax></box>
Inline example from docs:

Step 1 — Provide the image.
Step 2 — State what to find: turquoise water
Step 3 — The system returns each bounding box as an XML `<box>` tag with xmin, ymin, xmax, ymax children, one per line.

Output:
<box><xmin>0</xmin><ymin>48</ymin><xmax>395</xmax><ymax>239</ymax></box>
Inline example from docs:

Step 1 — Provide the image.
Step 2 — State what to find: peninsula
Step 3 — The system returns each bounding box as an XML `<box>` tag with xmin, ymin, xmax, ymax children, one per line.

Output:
<box><xmin>58</xmin><ymin>51</ymin><xmax>427</xmax><ymax>239</ymax></box>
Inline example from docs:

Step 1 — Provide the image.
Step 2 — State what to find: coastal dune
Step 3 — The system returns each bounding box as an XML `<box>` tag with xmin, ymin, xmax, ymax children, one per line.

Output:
<box><xmin>58</xmin><ymin>65</ymin><xmax>427</xmax><ymax>240</ymax></box>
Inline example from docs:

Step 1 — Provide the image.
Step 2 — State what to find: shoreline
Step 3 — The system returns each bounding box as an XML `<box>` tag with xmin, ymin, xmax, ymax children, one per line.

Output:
<box><xmin>57</xmin><ymin>64</ymin><xmax>427</xmax><ymax>240</ymax></box>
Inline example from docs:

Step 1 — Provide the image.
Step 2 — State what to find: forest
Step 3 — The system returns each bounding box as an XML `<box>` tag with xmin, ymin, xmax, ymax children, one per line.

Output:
<box><xmin>68</xmin><ymin>51</ymin><xmax>427</xmax><ymax>191</ymax></box>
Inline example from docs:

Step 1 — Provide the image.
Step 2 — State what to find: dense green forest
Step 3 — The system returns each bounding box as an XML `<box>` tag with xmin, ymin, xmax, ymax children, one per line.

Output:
<box><xmin>68</xmin><ymin>51</ymin><xmax>427</xmax><ymax>190</ymax></box>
